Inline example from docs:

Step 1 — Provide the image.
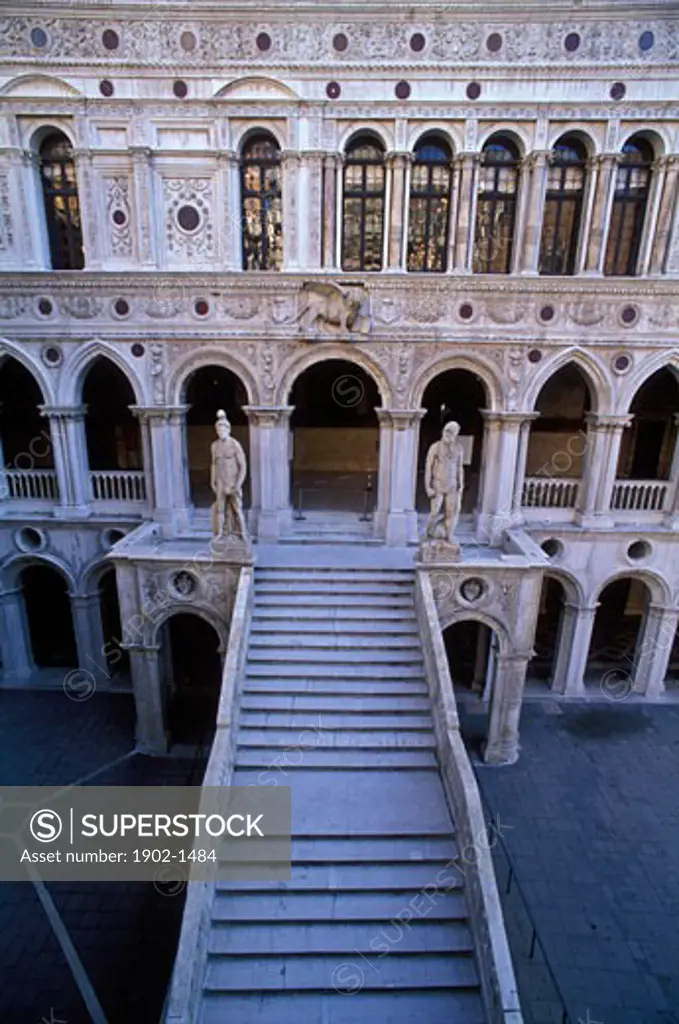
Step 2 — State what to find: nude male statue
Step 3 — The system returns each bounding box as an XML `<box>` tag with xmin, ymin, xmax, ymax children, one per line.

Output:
<box><xmin>424</xmin><ymin>420</ymin><xmax>465</xmax><ymax>544</ymax></box>
<box><xmin>210</xmin><ymin>409</ymin><xmax>248</xmax><ymax>538</ymax></box>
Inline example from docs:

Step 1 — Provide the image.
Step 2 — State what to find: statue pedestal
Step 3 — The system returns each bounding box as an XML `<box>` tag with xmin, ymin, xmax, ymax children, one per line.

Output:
<box><xmin>210</xmin><ymin>533</ymin><xmax>253</xmax><ymax>565</ymax></box>
<box><xmin>419</xmin><ymin>538</ymin><xmax>462</xmax><ymax>563</ymax></box>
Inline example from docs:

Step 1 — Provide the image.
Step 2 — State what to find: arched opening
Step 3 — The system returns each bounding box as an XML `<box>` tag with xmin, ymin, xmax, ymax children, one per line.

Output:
<box><xmin>407</xmin><ymin>134</ymin><xmax>453</xmax><ymax>273</ymax></box>
<box><xmin>240</xmin><ymin>131</ymin><xmax>283</xmax><ymax>271</ymax></box>
<box><xmin>184</xmin><ymin>366</ymin><xmax>249</xmax><ymax>508</ymax></box>
<box><xmin>531</xmin><ymin>576</ymin><xmax>567</xmax><ymax>685</ymax></box>
<box><xmin>342</xmin><ymin>134</ymin><xmax>386</xmax><ymax>272</ymax></box>
<box><xmin>524</xmin><ymin>364</ymin><xmax>592</xmax><ymax>510</ymax></box>
<box><xmin>98</xmin><ymin>566</ymin><xmax>129</xmax><ymax>680</ymax></box>
<box><xmin>617</xmin><ymin>369</ymin><xmax>679</xmax><ymax>481</ymax></box>
<box><xmin>473</xmin><ymin>134</ymin><xmax>520</xmax><ymax>274</ymax></box>
<box><xmin>539</xmin><ymin>134</ymin><xmax>588</xmax><ymax>276</ymax></box>
<box><xmin>585</xmin><ymin>578</ymin><xmax>651</xmax><ymax>687</ymax></box>
<box><xmin>160</xmin><ymin>613</ymin><xmax>222</xmax><ymax>747</ymax></box>
<box><xmin>417</xmin><ymin>370</ymin><xmax>487</xmax><ymax>515</ymax></box>
<box><xmin>289</xmin><ymin>359</ymin><xmax>381</xmax><ymax>514</ymax></box>
<box><xmin>443</xmin><ymin>619</ymin><xmax>499</xmax><ymax>754</ymax></box>
<box><xmin>604</xmin><ymin>135</ymin><xmax>654</xmax><ymax>277</ymax></box>
<box><xmin>0</xmin><ymin>357</ymin><xmax>53</xmax><ymax>474</ymax></box>
<box><xmin>82</xmin><ymin>358</ymin><xmax>142</xmax><ymax>472</ymax></box>
<box><xmin>20</xmin><ymin>564</ymin><xmax>77</xmax><ymax>670</ymax></box>
<box><xmin>38</xmin><ymin>129</ymin><xmax>84</xmax><ymax>270</ymax></box>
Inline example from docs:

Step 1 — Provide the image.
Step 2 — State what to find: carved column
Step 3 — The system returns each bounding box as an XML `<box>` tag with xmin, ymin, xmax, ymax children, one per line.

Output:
<box><xmin>477</xmin><ymin>412</ymin><xmax>532</xmax><ymax>542</ymax></box>
<box><xmin>583</xmin><ymin>154</ymin><xmax>617</xmax><ymax>274</ymax></box>
<box><xmin>297</xmin><ymin>151</ymin><xmax>323</xmax><ymax>271</ymax></box>
<box><xmin>131</xmin><ymin>146</ymin><xmax>157</xmax><ymax>268</ymax></box>
<box><xmin>454</xmin><ymin>152</ymin><xmax>478</xmax><ymax>272</ymax></box>
<box><xmin>512</xmin><ymin>413</ymin><xmax>541</xmax><ymax>517</ymax></box>
<box><xmin>519</xmin><ymin>151</ymin><xmax>549</xmax><ymax>274</ymax></box>
<box><xmin>322</xmin><ymin>154</ymin><xmax>338</xmax><ymax>269</ymax></box>
<box><xmin>72</xmin><ymin>147</ymin><xmax>100</xmax><ymax>269</ymax></box>
<box><xmin>649</xmin><ymin>156</ymin><xmax>679</xmax><ymax>275</ymax></box>
<box><xmin>40</xmin><ymin>406</ymin><xmax>91</xmax><ymax>517</ymax></box>
<box><xmin>129</xmin><ymin>406</ymin><xmax>155</xmax><ymax>511</ymax></box>
<box><xmin>576</xmin><ymin>413</ymin><xmax>633</xmax><ymax>527</ymax></box>
<box><xmin>574</xmin><ymin>155</ymin><xmax>599</xmax><ymax>274</ymax></box>
<box><xmin>0</xmin><ymin>586</ymin><xmax>34</xmax><ymax>682</ymax></box>
<box><xmin>219</xmin><ymin>150</ymin><xmax>241</xmax><ymax>271</ymax></box>
<box><xmin>484</xmin><ymin>652</ymin><xmax>531</xmax><ymax>765</ymax></box>
<box><xmin>137</xmin><ymin>406</ymin><xmax>190</xmax><ymax>534</ymax></box>
<box><xmin>551</xmin><ymin>603</ymin><xmax>597</xmax><ymax>695</ymax></box>
<box><xmin>244</xmin><ymin>406</ymin><xmax>294</xmax><ymax>541</ymax></box>
<box><xmin>632</xmin><ymin>605</ymin><xmax>679</xmax><ymax>698</ymax></box>
<box><xmin>282</xmin><ymin>151</ymin><xmax>301</xmax><ymax>271</ymax></box>
<box><xmin>12</xmin><ymin>148</ymin><xmax>40</xmax><ymax>268</ymax></box>
<box><xmin>376</xmin><ymin>409</ymin><xmax>425</xmax><ymax>546</ymax></box>
<box><xmin>387</xmin><ymin>152</ymin><xmax>409</xmax><ymax>270</ymax></box>
<box><xmin>638</xmin><ymin>157</ymin><xmax>668</xmax><ymax>276</ymax></box>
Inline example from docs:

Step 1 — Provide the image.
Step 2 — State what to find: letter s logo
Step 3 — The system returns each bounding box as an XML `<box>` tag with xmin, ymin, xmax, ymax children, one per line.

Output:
<box><xmin>30</xmin><ymin>809</ymin><xmax>63</xmax><ymax>843</ymax></box>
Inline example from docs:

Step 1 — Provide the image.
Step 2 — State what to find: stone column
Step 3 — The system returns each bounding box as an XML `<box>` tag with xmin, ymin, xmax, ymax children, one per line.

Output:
<box><xmin>40</xmin><ymin>406</ymin><xmax>91</xmax><ymax>517</ymax></box>
<box><xmin>219</xmin><ymin>150</ymin><xmax>241</xmax><ymax>271</ymax></box>
<box><xmin>632</xmin><ymin>604</ymin><xmax>679</xmax><ymax>698</ymax></box>
<box><xmin>551</xmin><ymin>602</ymin><xmax>597</xmax><ymax>695</ymax></box>
<box><xmin>72</xmin><ymin>147</ymin><xmax>100</xmax><ymax>269</ymax></box>
<box><xmin>244</xmin><ymin>406</ymin><xmax>294</xmax><ymax>541</ymax></box>
<box><xmin>322</xmin><ymin>154</ymin><xmax>338</xmax><ymax>269</ymax></box>
<box><xmin>477</xmin><ymin>412</ymin><xmax>531</xmax><ymax>542</ymax></box>
<box><xmin>519</xmin><ymin>151</ymin><xmax>549</xmax><ymax>275</ymax></box>
<box><xmin>484</xmin><ymin>652</ymin><xmax>531</xmax><ymax>765</ymax></box>
<box><xmin>127</xmin><ymin>644</ymin><xmax>167</xmax><ymax>753</ymax></box>
<box><xmin>376</xmin><ymin>409</ymin><xmax>425</xmax><ymax>546</ymax></box>
<box><xmin>637</xmin><ymin>157</ymin><xmax>668</xmax><ymax>276</ymax></box>
<box><xmin>576</xmin><ymin>413</ymin><xmax>632</xmax><ymax>527</ymax></box>
<box><xmin>137</xmin><ymin>406</ymin><xmax>190</xmax><ymax>534</ymax></box>
<box><xmin>131</xmin><ymin>146</ymin><xmax>157</xmax><ymax>268</ymax></box>
<box><xmin>298</xmin><ymin>151</ymin><xmax>323</xmax><ymax>271</ymax></box>
<box><xmin>13</xmin><ymin>147</ymin><xmax>41</xmax><ymax>268</ymax></box>
<box><xmin>445</xmin><ymin>156</ymin><xmax>462</xmax><ymax>274</ymax></box>
<box><xmin>662</xmin><ymin>412</ymin><xmax>679</xmax><ymax>528</ymax></box>
<box><xmin>583</xmin><ymin>154</ymin><xmax>617</xmax><ymax>274</ymax></box>
<box><xmin>454</xmin><ymin>153</ymin><xmax>478</xmax><ymax>272</ymax></box>
<box><xmin>512</xmin><ymin>413</ymin><xmax>541</xmax><ymax>518</ymax></box>
<box><xmin>649</xmin><ymin>156</ymin><xmax>679</xmax><ymax>275</ymax></box>
<box><xmin>129</xmin><ymin>406</ymin><xmax>154</xmax><ymax>510</ymax></box>
<box><xmin>282</xmin><ymin>151</ymin><xmax>301</xmax><ymax>271</ymax></box>
<box><xmin>70</xmin><ymin>592</ymin><xmax>108</xmax><ymax>686</ymax></box>
<box><xmin>574</xmin><ymin>156</ymin><xmax>599</xmax><ymax>274</ymax></box>
<box><xmin>387</xmin><ymin>152</ymin><xmax>408</xmax><ymax>270</ymax></box>
<box><xmin>0</xmin><ymin>586</ymin><xmax>34</xmax><ymax>682</ymax></box>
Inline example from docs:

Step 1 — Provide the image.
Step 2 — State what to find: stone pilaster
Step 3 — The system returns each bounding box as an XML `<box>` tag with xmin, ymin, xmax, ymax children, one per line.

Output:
<box><xmin>244</xmin><ymin>406</ymin><xmax>294</xmax><ymax>541</ymax></box>
<box><xmin>519</xmin><ymin>151</ymin><xmax>549</xmax><ymax>275</ymax></box>
<box><xmin>130</xmin><ymin>146</ymin><xmax>157</xmax><ymax>267</ymax></box>
<box><xmin>322</xmin><ymin>154</ymin><xmax>338</xmax><ymax>269</ymax></box>
<box><xmin>0</xmin><ymin>586</ymin><xmax>34</xmax><ymax>682</ymax></box>
<box><xmin>126</xmin><ymin>644</ymin><xmax>167</xmax><ymax>753</ymax></box>
<box><xmin>282</xmin><ymin>151</ymin><xmax>301</xmax><ymax>271</ymax></box>
<box><xmin>375</xmin><ymin>409</ymin><xmax>425</xmax><ymax>546</ymax></box>
<box><xmin>134</xmin><ymin>406</ymin><xmax>190</xmax><ymax>534</ymax></box>
<box><xmin>39</xmin><ymin>405</ymin><xmax>91</xmax><ymax>517</ymax></box>
<box><xmin>631</xmin><ymin>605</ymin><xmax>679</xmax><ymax>698</ymax></box>
<box><xmin>576</xmin><ymin>413</ymin><xmax>633</xmax><ymax>527</ymax></box>
<box><xmin>551</xmin><ymin>602</ymin><xmax>597</xmax><ymax>695</ymax></box>
<box><xmin>387</xmin><ymin>152</ymin><xmax>409</xmax><ymax>270</ymax></box>
<box><xmin>484</xmin><ymin>652</ymin><xmax>531</xmax><ymax>765</ymax></box>
<box><xmin>477</xmin><ymin>412</ymin><xmax>536</xmax><ymax>542</ymax></box>
<box><xmin>649</xmin><ymin>156</ymin><xmax>679</xmax><ymax>275</ymax></box>
<box><xmin>70</xmin><ymin>592</ymin><xmax>108</xmax><ymax>686</ymax></box>
<box><xmin>454</xmin><ymin>153</ymin><xmax>478</xmax><ymax>272</ymax></box>
<box><xmin>583</xmin><ymin>153</ymin><xmax>617</xmax><ymax>274</ymax></box>
<box><xmin>72</xmin><ymin>147</ymin><xmax>99</xmax><ymax>269</ymax></box>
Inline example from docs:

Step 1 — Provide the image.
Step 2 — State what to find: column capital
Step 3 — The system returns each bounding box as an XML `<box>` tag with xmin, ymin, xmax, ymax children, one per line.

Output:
<box><xmin>129</xmin><ymin>404</ymin><xmax>189</xmax><ymax>423</ymax></box>
<box><xmin>480</xmin><ymin>409</ymin><xmax>539</xmax><ymax>425</ymax></box>
<box><xmin>129</xmin><ymin>145</ymin><xmax>153</xmax><ymax>162</ymax></box>
<box><xmin>39</xmin><ymin>404</ymin><xmax>88</xmax><ymax>421</ymax></box>
<box><xmin>376</xmin><ymin>408</ymin><xmax>426</xmax><ymax>429</ymax></box>
<box><xmin>456</xmin><ymin>151</ymin><xmax>479</xmax><ymax>166</ymax></box>
<box><xmin>243</xmin><ymin>404</ymin><xmax>294</xmax><ymax>426</ymax></box>
<box><xmin>585</xmin><ymin>412</ymin><xmax>634</xmax><ymax>431</ymax></box>
<box><xmin>524</xmin><ymin>149</ymin><xmax>550</xmax><ymax>170</ymax></box>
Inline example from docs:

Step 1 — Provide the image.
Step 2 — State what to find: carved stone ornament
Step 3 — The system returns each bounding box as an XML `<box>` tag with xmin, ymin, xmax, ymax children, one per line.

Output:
<box><xmin>294</xmin><ymin>281</ymin><xmax>371</xmax><ymax>336</ymax></box>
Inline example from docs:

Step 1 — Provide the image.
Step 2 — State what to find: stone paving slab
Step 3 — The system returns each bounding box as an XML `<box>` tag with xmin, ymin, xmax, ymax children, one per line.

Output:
<box><xmin>460</xmin><ymin>699</ymin><xmax>679</xmax><ymax>1024</ymax></box>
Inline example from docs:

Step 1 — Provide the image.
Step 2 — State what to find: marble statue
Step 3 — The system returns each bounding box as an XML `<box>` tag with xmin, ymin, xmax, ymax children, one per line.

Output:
<box><xmin>210</xmin><ymin>409</ymin><xmax>248</xmax><ymax>539</ymax></box>
<box><xmin>424</xmin><ymin>420</ymin><xmax>465</xmax><ymax>546</ymax></box>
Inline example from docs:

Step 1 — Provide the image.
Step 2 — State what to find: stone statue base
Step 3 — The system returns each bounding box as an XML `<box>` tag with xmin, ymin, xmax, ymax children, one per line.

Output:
<box><xmin>419</xmin><ymin>538</ymin><xmax>462</xmax><ymax>564</ymax></box>
<box><xmin>210</xmin><ymin>532</ymin><xmax>253</xmax><ymax>564</ymax></box>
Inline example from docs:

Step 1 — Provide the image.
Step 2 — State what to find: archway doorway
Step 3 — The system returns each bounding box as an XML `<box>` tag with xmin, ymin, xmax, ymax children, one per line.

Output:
<box><xmin>617</xmin><ymin>368</ymin><xmax>679</xmax><ymax>481</ymax></box>
<box><xmin>443</xmin><ymin>619</ymin><xmax>499</xmax><ymax>756</ymax></box>
<box><xmin>20</xmin><ymin>564</ymin><xmax>77</xmax><ymax>670</ymax></box>
<box><xmin>289</xmin><ymin>360</ymin><xmax>381</xmax><ymax>514</ymax></box>
<box><xmin>0</xmin><ymin>357</ymin><xmax>53</xmax><ymax>476</ymax></box>
<box><xmin>184</xmin><ymin>366</ymin><xmax>249</xmax><ymax>508</ymax></box>
<box><xmin>531</xmin><ymin>576</ymin><xmax>567</xmax><ymax>686</ymax></box>
<box><xmin>525</xmin><ymin>363</ymin><xmax>591</xmax><ymax>509</ymax></box>
<box><xmin>417</xmin><ymin>370</ymin><xmax>486</xmax><ymax>515</ymax></box>
<box><xmin>98</xmin><ymin>566</ymin><xmax>129</xmax><ymax>680</ymax></box>
<box><xmin>82</xmin><ymin>358</ymin><xmax>141</xmax><ymax>472</ymax></box>
<box><xmin>585</xmin><ymin>577</ymin><xmax>650</xmax><ymax>688</ymax></box>
<box><xmin>160</xmin><ymin>614</ymin><xmax>222</xmax><ymax>746</ymax></box>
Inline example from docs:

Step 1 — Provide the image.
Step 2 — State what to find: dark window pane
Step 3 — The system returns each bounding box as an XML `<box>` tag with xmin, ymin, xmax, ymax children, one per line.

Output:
<box><xmin>473</xmin><ymin>137</ymin><xmax>518</xmax><ymax>274</ymax></box>
<box><xmin>407</xmin><ymin>136</ymin><xmax>452</xmax><ymax>272</ymax></box>
<box><xmin>539</xmin><ymin>135</ymin><xmax>587</xmax><ymax>275</ymax></box>
<box><xmin>39</xmin><ymin>131</ymin><xmax>84</xmax><ymax>270</ymax></box>
<box><xmin>241</xmin><ymin>133</ymin><xmax>283</xmax><ymax>271</ymax></box>
<box><xmin>604</xmin><ymin>137</ymin><xmax>652</xmax><ymax>276</ymax></box>
<box><xmin>341</xmin><ymin>136</ymin><xmax>386</xmax><ymax>271</ymax></box>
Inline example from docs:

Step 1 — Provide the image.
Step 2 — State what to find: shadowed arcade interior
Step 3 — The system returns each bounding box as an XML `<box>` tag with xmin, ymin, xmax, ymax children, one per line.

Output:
<box><xmin>161</xmin><ymin>613</ymin><xmax>223</xmax><ymax>747</ymax></box>
<box><xmin>185</xmin><ymin>366</ymin><xmax>250</xmax><ymax>509</ymax></box>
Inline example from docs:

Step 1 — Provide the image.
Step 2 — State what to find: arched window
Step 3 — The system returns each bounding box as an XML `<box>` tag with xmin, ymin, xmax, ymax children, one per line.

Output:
<box><xmin>473</xmin><ymin>136</ymin><xmax>519</xmax><ymax>274</ymax></box>
<box><xmin>342</xmin><ymin>135</ymin><xmax>386</xmax><ymax>272</ymax></box>
<box><xmin>539</xmin><ymin>135</ymin><xmax>587</xmax><ymax>276</ymax></box>
<box><xmin>240</xmin><ymin>133</ymin><xmax>283</xmax><ymax>271</ymax></box>
<box><xmin>407</xmin><ymin>136</ymin><xmax>453</xmax><ymax>272</ymax></box>
<box><xmin>604</xmin><ymin>136</ymin><xmax>653</xmax><ymax>277</ymax></box>
<box><xmin>38</xmin><ymin>131</ymin><xmax>84</xmax><ymax>270</ymax></box>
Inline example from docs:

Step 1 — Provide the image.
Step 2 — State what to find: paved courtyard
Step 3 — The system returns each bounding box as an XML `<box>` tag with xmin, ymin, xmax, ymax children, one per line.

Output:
<box><xmin>460</xmin><ymin>698</ymin><xmax>679</xmax><ymax>1024</ymax></box>
<box><xmin>0</xmin><ymin>690</ymin><xmax>205</xmax><ymax>1024</ymax></box>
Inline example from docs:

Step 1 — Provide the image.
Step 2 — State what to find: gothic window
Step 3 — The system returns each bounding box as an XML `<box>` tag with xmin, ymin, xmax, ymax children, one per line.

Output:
<box><xmin>604</xmin><ymin>136</ymin><xmax>653</xmax><ymax>277</ymax></box>
<box><xmin>341</xmin><ymin>135</ymin><xmax>385</xmax><ymax>272</ymax></box>
<box><xmin>38</xmin><ymin>131</ymin><xmax>84</xmax><ymax>270</ymax></box>
<box><xmin>473</xmin><ymin>135</ymin><xmax>519</xmax><ymax>274</ymax></box>
<box><xmin>539</xmin><ymin>135</ymin><xmax>587</xmax><ymax>275</ymax></box>
<box><xmin>240</xmin><ymin>133</ymin><xmax>283</xmax><ymax>271</ymax></box>
<box><xmin>407</xmin><ymin>136</ymin><xmax>453</xmax><ymax>272</ymax></box>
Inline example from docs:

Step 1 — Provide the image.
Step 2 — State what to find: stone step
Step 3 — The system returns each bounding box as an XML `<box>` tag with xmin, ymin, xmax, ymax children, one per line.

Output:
<box><xmin>218</xmin><ymin>860</ymin><xmax>460</xmax><ymax>890</ymax></box>
<box><xmin>255</xmin><ymin>581</ymin><xmax>414</xmax><ymax>596</ymax></box>
<box><xmin>203</xmin><ymin>951</ymin><xmax>479</xmax><ymax>992</ymax></box>
<box><xmin>249</xmin><ymin>633</ymin><xmax>422</xmax><ymax>650</ymax></box>
<box><xmin>247</xmin><ymin>648</ymin><xmax>425</xmax><ymax>665</ymax></box>
<box><xmin>239</xmin><ymin>694</ymin><xmax>431</xmax><ymax>712</ymax></box>
<box><xmin>200</xmin><ymin>989</ymin><xmax>485</xmax><ymax>1024</ymax></box>
<box><xmin>207</xmin><ymin>919</ymin><xmax>473</xmax><ymax>955</ymax></box>
<box><xmin>250</xmin><ymin>618</ymin><xmax>419</xmax><ymax>634</ymax></box>
<box><xmin>239</xmin><ymin>711</ymin><xmax>432</xmax><ymax>730</ymax></box>
<box><xmin>276</xmin><ymin>833</ymin><xmax>458</xmax><ymax>860</ymax></box>
<box><xmin>256</xmin><ymin>569</ymin><xmax>414</xmax><ymax>582</ymax></box>
<box><xmin>254</xmin><ymin>593</ymin><xmax>415</xmax><ymax>608</ymax></box>
<box><xmin>252</xmin><ymin>605</ymin><xmax>417</xmax><ymax>621</ymax></box>
<box><xmin>245</xmin><ymin>663</ymin><xmax>426</xmax><ymax>680</ymax></box>
<box><xmin>237</xmin><ymin>729</ymin><xmax>435</xmax><ymax>749</ymax></box>
<box><xmin>235</xmin><ymin>748</ymin><xmax>438</xmax><ymax>769</ymax></box>
<box><xmin>212</xmin><ymin>888</ymin><xmax>468</xmax><ymax>921</ymax></box>
<box><xmin>243</xmin><ymin>680</ymin><xmax>430</xmax><ymax>696</ymax></box>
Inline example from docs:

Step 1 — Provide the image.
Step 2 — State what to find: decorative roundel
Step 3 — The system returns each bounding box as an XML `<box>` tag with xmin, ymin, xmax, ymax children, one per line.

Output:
<box><xmin>30</xmin><ymin>27</ymin><xmax>49</xmax><ymax>49</ymax></box>
<box><xmin>173</xmin><ymin>79</ymin><xmax>188</xmax><ymax>99</ymax></box>
<box><xmin>113</xmin><ymin>298</ymin><xmax>130</xmax><ymax>318</ymax></box>
<box><xmin>177</xmin><ymin>205</ymin><xmax>200</xmax><ymax>232</ymax></box>
<box><xmin>460</xmin><ymin>577</ymin><xmax>486</xmax><ymax>604</ymax></box>
<box><xmin>466</xmin><ymin>82</ymin><xmax>482</xmax><ymax>100</ymax></box>
<box><xmin>528</xmin><ymin>349</ymin><xmax>542</xmax><ymax>363</ymax></box>
<box><xmin>15</xmin><ymin>526</ymin><xmax>47</xmax><ymax>553</ymax></box>
<box><xmin>102</xmin><ymin>28</ymin><xmax>120</xmax><ymax>51</ymax></box>
<box><xmin>564</xmin><ymin>32</ymin><xmax>581</xmax><ymax>52</ymax></box>
<box><xmin>194</xmin><ymin>299</ymin><xmax>210</xmax><ymax>317</ymax></box>
<box><xmin>410</xmin><ymin>32</ymin><xmax>426</xmax><ymax>52</ymax></box>
<box><xmin>541</xmin><ymin>538</ymin><xmax>564</xmax><ymax>559</ymax></box>
<box><xmin>539</xmin><ymin>304</ymin><xmax>555</xmax><ymax>322</ymax></box>
<box><xmin>333</xmin><ymin>32</ymin><xmax>349</xmax><ymax>52</ymax></box>
<box><xmin>638</xmin><ymin>30</ymin><xmax>654</xmax><ymax>52</ymax></box>
<box><xmin>612</xmin><ymin>353</ymin><xmax>632</xmax><ymax>374</ymax></box>
<box><xmin>180</xmin><ymin>30</ymin><xmax>198</xmax><ymax>52</ymax></box>
<box><xmin>326</xmin><ymin>81</ymin><xmax>341</xmax><ymax>99</ymax></box>
<box><xmin>171</xmin><ymin>570</ymin><xmax>198</xmax><ymax>598</ymax></box>
<box><xmin>112</xmin><ymin>208</ymin><xmax>127</xmax><ymax>226</ymax></box>
<box><xmin>610</xmin><ymin>82</ymin><xmax>626</xmax><ymax>101</ymax></box>
<box><xmin>395</xmin><ymin>81</ymin><xmax>411</xmax><ymax>100</ymax></box>
<box><xmin>99</xmin><ymin>80</ymin><xmax>114</xmax><ymax>97</ymax></box>
<box><xmin>37</xmin><ymin>297</ymin><xmax>53</xmax><ymax>317</ymax></box>
<box><xmin>627</xmin><ymin>539</ymin><xmax>652</xmax><ymax>562</ymax></box>
<box><xmin>256</xmin><ymin>31</ymin><xmax>272</xmax><ymax>52</ymax></box>
<box><xmin>131</xmin><ymin>343</ymin><xmax>145</xmax><ymax>358</ymax></box>
<box><xmin>486</xmin><ymin>32</ymin><xmax>503</xmax><ymax>53</ymax></box>
<box><xmin>101</xmin><ymin>527</ymin><xmax>126</xmax><ymax>550</ymax></box>
<box><xmin>459</xmin><ymin>302</ymin><xmax>474</xmax><ymax>321</ymax></box>
<box><xmin>620</xmin><ymin>304</ymin><xmax>639</xmax><ymax>326</ymax></box>
<box><xmin>41</xmin><ymin>344</ymin><xmax>62</xmax><ymax>367</ymax></box>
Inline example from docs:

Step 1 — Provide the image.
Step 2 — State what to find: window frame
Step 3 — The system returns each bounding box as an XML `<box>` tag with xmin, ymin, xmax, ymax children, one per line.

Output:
<box><xmin>407</xmin><ymin>136</ymin><xmax>454</xmax><ymax>273</ymax></box>
<box><xmin>604</xmin><ymin>136</ymin><xmax>654</xmax><ymax>278</ymax></box>
<box><xmin>341</xmin><ymin>135</ymin><xmax>386</xmax><ymax>272</ymax></box>
<box><xmin>473</xmin><ymin>135</ymin><xmax>520</xmax><ymax>275</ymax></box>
<box><xmin>38</xmin><ymin>130</ymin><xmax>84</xmax><ymax>271</ymax></box>
<box><xmin>538</xmin><ymin>135</ymin><xmax>588</xmax><ymax>276</ymax></box>
<box><xmin>240</xmin><ymin>131</ymin><xmax>283</xmax><ymax>272</ymax></box>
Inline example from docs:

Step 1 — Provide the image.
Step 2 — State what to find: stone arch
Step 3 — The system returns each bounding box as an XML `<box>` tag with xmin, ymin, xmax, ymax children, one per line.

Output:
<box><xmin>79</xmin><ymin>556</ymin><xmax>113</xmax><ymax>597</ymax></box>
<box><xmin>591</xmin><ymin>569</ymin><xmax>671</xmax><ymax>608</ymax></box>
<box><xmin>409</xmin><ymin>353</ymin><xmax>501</xmax><ymax>411</ymax></box>
<box><xmin>619</xmin><ymin>127</ymin><xmax>667</xmax><ymax>160</ymax></box>
<box><xmin>1</xmin><ymin>552</ymin><xmax>77</xmax><ymax>594</ymax></box>
<box><xmin>214</xmin><ymin>77</ymin><xmax>299</xmax><ymax>104</ymax></box>
<box><xmin>543</xmin><ymin>566</ymin><xmax>584</xmax><ymax>606</ymax></box>
<box><xmin>233</xmin><ymin>121</ymin><xmax>287</xmax><ymax>154</ymax></box>
<box><xmin>439</xmin><ymin>608</ymin><xmax>513</xmax><ymax>657</ymax></box>
<box><xmin>61</xmin><ymin>341</ymin><xmax>145</xmax><ymax>406</ymax></box>
<box><xmin>547</xmin><ymin>126</ymin><xmax>599</xmax><ymax>158</ymax></box>
<box><xmin>150</xmin><ymin>604</ymin><xmax>228</xmax><ymax>653</ymax></box>
<box><xmin>477</xmin><ymin>126</ymin><xmax>529</xmax><ymax>158</ymax></box>
<box><xmin>408</xmin><ymin>124</ymin><xmax>461</xmax><ymax>155</ymax></box>
<box><xmin>277</xmin><ymin>345</ymin><xmax>391</xmax><ymax>407</ymax></box>
<box><xmin>0</xmin><ymin>75</ymin><xmax>82</xmax><ymax>100</ymax></box>
<box><xmin>338</xmin><ymin>123</ymin><xmax>394</xmax><ymax>153</ymax></box>
<box><xmin>0</xmin><ymin>340</ymin><xmax>54</xmax><ymax>405</ymax></box>
<box><xmin>620</xmin><ymin>356</ymin><xmax>679</xmax><ymax>414</ymax></box>
<box><xmin>524</xmin><ymin>349</ymin><xmax>610</xmax><ymax>414</ymax></box>
<box><xmin>169</xmin><ymin>347</ymin><xmax>259</xmax><ymax>408</ymax></box>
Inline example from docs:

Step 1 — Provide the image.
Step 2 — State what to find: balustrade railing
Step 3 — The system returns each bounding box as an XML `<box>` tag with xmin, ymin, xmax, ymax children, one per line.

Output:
<box><xmin>1</xmin><ymin>468</ymin><xmax>59</xmax><ymax>501</ymax></box>
<box><xmin>90</xmin><ymin>470</ymin><xmax>146</xmax><ymax>502</ymax></box>
<box><xmin>522</xmin><ymin>476</ymin><xmax>579</xmax><ymax>509</ymax></box>
<box><xmin>611</xmin><ymin>479</ymin><xmax>670</xmax><ymax>512</ymax></box>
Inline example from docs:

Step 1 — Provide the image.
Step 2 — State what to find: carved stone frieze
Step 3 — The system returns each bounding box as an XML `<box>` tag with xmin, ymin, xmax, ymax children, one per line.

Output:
<box><xmin>105</xmin><ymin>176</ymin><xmax>133</xmax><ymax>259</ymax></box>
<box><xmin>0</xmin><ymin>176</ymin><xmax>13</xmax><ymax>253</ymax></box>
<box><xmin>163</xmin><ymin>177</ymin><xmax>215</xmax><ymax>261</ymax></box>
